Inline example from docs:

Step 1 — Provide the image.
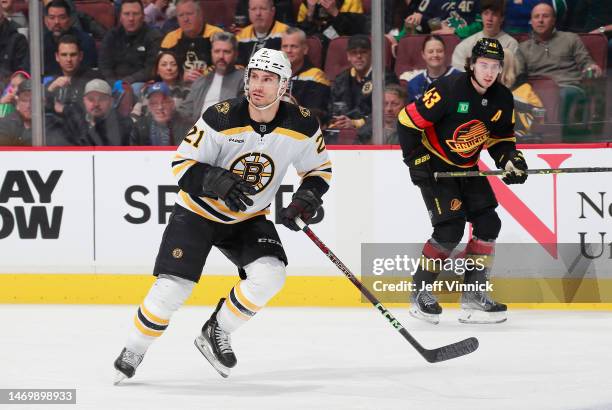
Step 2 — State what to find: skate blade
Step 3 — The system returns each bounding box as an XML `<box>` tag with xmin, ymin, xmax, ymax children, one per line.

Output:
<box><xmin>194</xmin><ymin>336</ymin><xmax>231</xmax><ymax>378</ymax></box>
<box><xmin>409</xmin><ymin>306</ymin><xmax>440</xmax><ymax>325</ymax></box>
<box><xmin>458</xmin><ymin>309</ymin><xmax>507</xmax><ymax>324</ymax></box>
<box><xmin>113</xmin><ymin>371</ymin><xmax>128</xmax><ymax>386</ymax></box>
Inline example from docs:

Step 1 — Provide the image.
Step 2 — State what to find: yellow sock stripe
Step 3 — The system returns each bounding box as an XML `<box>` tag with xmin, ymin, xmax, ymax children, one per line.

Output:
<box><xmin>235</xmin><ymin>282</ymin><xmax>262</xmax><ymax>312</ymax></box>
<box><xmin>134</xmin><ymin>315</ymin><xmax>163</xmax><ymax>337</ymax></box>
<box><xmin>140</xmin><ymin>304</ymin><xmax>169</xmax><ymax>325</ymax></box>
<box><xmin>225</xmin><ymin>298</ymin><xmax>250</xmax><ymax>320</ymax></box>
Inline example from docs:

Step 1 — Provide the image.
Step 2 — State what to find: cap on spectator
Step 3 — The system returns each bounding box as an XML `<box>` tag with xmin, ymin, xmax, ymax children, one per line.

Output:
<box><xmin>347</xmin><ymin>35</ymin><xmax>371</xmax><ymax>51</ymax></box>
<box><xmin>17</xmin><ymin>79</ymin><xmax>32</xmax><ymax>95</ymax></box>
<box><xmin>145</xmin><ymin>82</ymin><xmax>171</xmax><ymax>98</ymax></box>
<box><xmin>84</xmin><ymin>79</ymin><xmax>112</xmax><ymax>96</ymax></box>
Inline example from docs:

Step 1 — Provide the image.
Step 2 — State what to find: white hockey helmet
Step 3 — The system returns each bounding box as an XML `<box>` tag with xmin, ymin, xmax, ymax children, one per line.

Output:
<box><xmin>244</xmin><ymin>48</ymin><xmax>292</xmax><ymax>109</ymax></box>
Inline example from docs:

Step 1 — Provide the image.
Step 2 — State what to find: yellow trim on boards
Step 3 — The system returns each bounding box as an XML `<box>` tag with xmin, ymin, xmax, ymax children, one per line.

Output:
<box><xmin>0</xmin><ymin>274</ymin><xmax>611</xmax><ymax>310</ymax></box>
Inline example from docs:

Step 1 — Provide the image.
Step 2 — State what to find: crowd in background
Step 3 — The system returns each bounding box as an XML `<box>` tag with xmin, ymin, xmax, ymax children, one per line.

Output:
<box><xmin>0</xmin><ymin>0</ymin><xmax>610</xmax><ymax>146</ymax></box>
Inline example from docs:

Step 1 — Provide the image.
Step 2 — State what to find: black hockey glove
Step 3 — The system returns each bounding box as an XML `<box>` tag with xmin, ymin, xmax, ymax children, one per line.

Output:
<box><xmin>201</xmin><ymin>166</ymin><xmax>257</xmax><ymax>212</ymax></box>
<box><xmin>501</xmin><ymin>150</ymin><xmax>528</xmax><ymax>185</ymax></box>
<box><xmin>280</xmin><ymin>189</ymin><xmax>323</xmax><ymax>231</ymax></box>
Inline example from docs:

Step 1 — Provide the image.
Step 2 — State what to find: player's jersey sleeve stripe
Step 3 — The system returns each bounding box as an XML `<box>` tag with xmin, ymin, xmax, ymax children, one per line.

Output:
<box><xmin>407</xmin><ymin>103</ymin><xmax>433</xmax><ymax>129</ymax></box>
<box><xmin>487</xmin><ymin>136</ymin><xmax>516</xmax><ymax>148</ymax></box>
<box><xmin>172</xmin><ymin>159</ymin><xmax>197</xmax><ymax>177</ymax></box>
<box><xmin>398</xmin><ymin>107</ymin><xmax>421</xmax><ymax>130</ymax></box>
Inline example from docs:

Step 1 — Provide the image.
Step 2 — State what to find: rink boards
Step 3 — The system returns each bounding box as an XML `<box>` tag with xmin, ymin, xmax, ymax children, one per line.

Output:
<box><xmin>1</xmin><ymin>145</ymin><xmax>611</xmax><ymax>306</ymax></box>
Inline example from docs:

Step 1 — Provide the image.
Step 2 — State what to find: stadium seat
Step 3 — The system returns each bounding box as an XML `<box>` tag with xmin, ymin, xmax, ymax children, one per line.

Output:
<box><xmin>527</xmin><ymin>75</ymin><xmax>560</xmax><ymax>123</ymax></box>
<box><xmin>394</xmin><ymin>34</ymin><xmax>461</xmax><ymax>77</ymax></box>
<box><xmin>324</xmin><ymin>36</ymin><xmax>393</xmax><ymax>81</ymax></box>
<box><xmin>362</xmin><ymin>0</ymin><xmax>371</xmax><ymax>14</ymax></box>
<box><xmin>306</xmin><ymin>36</ymin><xmax>323</xmax><ymax>68</ymax></box>
<box><xmin>512</xmin><ymin>33</ymin><xmax>529</xmax><ymax>43</ymax></box>
<box><xmin>201</xmin><ymin>0</ymin><xmax>238</xmax><ymax>30</ymax></box>
<box><xmin>13</xmin><ymin>0</ymin><xmax>28</xmax><ymax>15</ymax></box>
<box><xmin>337</xmin><ymin>128</ymin><xmax>358</xmax><ymax>144</ymax></box>
<box><xmin>578</xmin><ymin>33</ymin><xmax>608</xmax><ymax>73</ymax></box>
<box><xmin>74</xmin><ymin>0</ymin><xmax>115</xmax><ymax>30</ymax></box>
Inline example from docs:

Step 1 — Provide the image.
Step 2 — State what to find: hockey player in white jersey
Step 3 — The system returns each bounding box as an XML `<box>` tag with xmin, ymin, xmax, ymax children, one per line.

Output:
<box><xmin>114</xmin><ymin>48</ymin><xmax>332</xmax><ymax>382</ymax></box>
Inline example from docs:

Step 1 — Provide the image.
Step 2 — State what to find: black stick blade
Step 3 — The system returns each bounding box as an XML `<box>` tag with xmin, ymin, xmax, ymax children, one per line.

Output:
<box><xmin>423</xmin><ymin>337</ymin><xmax>479</xmax><ymax>363</ymax></box>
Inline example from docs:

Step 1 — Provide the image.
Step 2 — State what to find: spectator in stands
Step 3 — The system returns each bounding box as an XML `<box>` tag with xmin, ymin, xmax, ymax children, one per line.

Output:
<box><xmin>281</xmin><ymin>27</ymin><xmax>330</xmax><ymax>120</ymax></box>
<box><xmin>0</xmin><ymin>70</ymin><xmax>28</xmax><ymax>117</ymax></box>
<box><xmin>403</xmin><ymin>35</ymin><xmax>460</xmax><ymax>102</ymax></box>
<box><xmin>0</xmin><ymin>79</ymin><xmax>31</xmax><ymax>145</ymax></box>
<box><xmin>42</xmin><ymin>0</ymin><xmax>107</xmax><ymax>40</ymax></box>
<box><xmin>44</xmin><ymin>34</ymin><xmax>102</xmax><ymax>115</ymax></box>
<box><xmin>405</xmin><ymin>0</ymin><xmax>482</xmax><ymax>39</ymax></box>
<box><xmin>99</xmin><ymin>0</ymin><xmax>162</xmax><ymax>87</ymax></box>
<box><xmin>499</xmin><ymin>48</ymin><xmax>544</xmax><ymax>139</ymax></box>
<box><xmin>160</xmin><ymin>0</ymin><xmax>223</xmax><ymax>84</ymax></box>
<box><xmin>452</xmin><ymin>0</ymin><xmax>518</xmax><ymax>71</ymax></box>
<box><xmin>178</xmin><ymin>32</ymin><xmax>244</xmax><ymax>123</ymax></box>
<box><xmin>236</xmin><ymin>0</ymin><xmax>289</xmax><ymax>66</ymax></box>
<box><xmin>62</xmin><ymin>79</ymin><xmax>133</xmax><ymax>145</ymax></box>
<box><xmin>43</xmin><ymin>0</ymin><xmax>97</xmax><ymax>76</ymax></box>
<box><xmin>0</xmin><ymin>6</ymin><xmax>28</xmax><ymax>84</ymax></box>
<box><xmin>296</xmin><ymin>0</ymin><xmax>366</xmax><ymax>46</ymax></box>
<box><xmin>383</xmin><ymin>83</ymin><xmax>407</xmax><ymax>144</ymax></box>
<box><xmin>131</xmin><ymin>82</ymin><xmax>189</xmax><ymax>145</ymax></box>
<box><xmin>235</xmin><ymin>0</ymin><xmax>296</xmax><ymax>26</ymax></box>
<box><xmin>516</xmin><ymin>3</ymin><xmax>602</xmax><ymax>124</ymax></box>
<box><xmin>328</xmin><ymin>34</ymin><xmax>398</xmax><ymax>143</ymax></box>
<box><xmin>145</xmin><ymin>0</ymin><xmax>173</xmax><ymax>29</ymax></box>
<box><xmin>1</xmin><ymin>0</ymin><xmax>27</xmax><ymax>28</ymax></box>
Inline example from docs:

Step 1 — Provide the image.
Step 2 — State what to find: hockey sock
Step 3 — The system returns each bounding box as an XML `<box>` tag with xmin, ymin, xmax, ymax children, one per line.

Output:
<box><xmin>413</xmin><ymin>239</ymin><xmax>452</xmax><ymax>291</ymax></box>
<box><xmin>125</xmin><ymin>274</ymin><xmax>194</xmax><ymax>355</ymax></box>
<box><xmin>462</xmin><ymin>237</ymin><xmax>495</xmax><ymax>285</ymax></box>
<box><xmin>217</xmin><ymin>256</ymin><xmax>286</xmax><ymax>333</ymax></box>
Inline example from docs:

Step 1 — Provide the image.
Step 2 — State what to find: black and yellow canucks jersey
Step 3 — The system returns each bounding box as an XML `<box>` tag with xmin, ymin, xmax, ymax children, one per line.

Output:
<box><xmin>398</xmin><ymin>72</ymin><xmax>516</xmax><ymax>168</ymax></box>
<box><xmin>160</xmin><ymin>24</ymin><xmax>223</xmax><ymax>72</ymax></box>
<box><xmin>288</xmin><ymin>59</ymin><xmax>331</xmax><ymax>117</ymax></box>
<box><xmin>172</xmin><ymin>97</ymin><xmax>332</xmax><ymax>224</ymax></box>
<box><xmin>236</xmin><ymin>21</ymin><xmax>289</xmax><ymax>67</ymax></box>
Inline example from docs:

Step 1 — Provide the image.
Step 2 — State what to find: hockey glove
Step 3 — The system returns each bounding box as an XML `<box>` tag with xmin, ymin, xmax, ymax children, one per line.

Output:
<box><xmin>502</xmin><ymin>150</ymin><xmax>528</xmax><ymax>185</ymax></box>
<box><xmin>201</xmin><ymin>166</ymin><xmax>257</xmax><ymax>212</ymax></box>
<box><xmin>280</xmin><ymin>189</ymin><xmax>323</xmax><ymax>231</ymax></box>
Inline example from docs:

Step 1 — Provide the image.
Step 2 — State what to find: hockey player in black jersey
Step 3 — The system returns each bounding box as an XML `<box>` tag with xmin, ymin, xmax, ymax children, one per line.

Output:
<box><xmin>113</xmin><ymin>48</ymin><xmax>332</xmax><ymax>382</ymax></box>
<box><xmin>397</xmin><ymin>38</ymin><xmax>528</xmax><ymax>324</ymax></box>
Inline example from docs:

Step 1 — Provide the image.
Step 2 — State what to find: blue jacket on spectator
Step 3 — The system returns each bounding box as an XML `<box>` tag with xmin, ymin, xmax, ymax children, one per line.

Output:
<box><xmin>406</xmin><ymin>66</ymin><xmax>460</xmax><ymax>103</ymax></box>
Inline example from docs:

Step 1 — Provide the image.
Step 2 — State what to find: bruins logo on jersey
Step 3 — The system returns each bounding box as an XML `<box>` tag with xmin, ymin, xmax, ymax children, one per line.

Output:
<box><xmin>299</xmin><ymin>106</ymin><xmax>311</xmax><ymax>118</ymax></box>
<box><xmin>230</xmin><ymin>152</ymin><xmax>275</xmax><ymax>192</ymax></box>
<box><xmin>215</xmin><ymin>101</ymin><xmax>230</xmax><ymax>114</ymax></box>
<box><xmin>445</xmin><ymin>120</ymin><xmax>489</xmax><ymax>158</ymax></box>
<box><xmin>362</xmin><ymin>81</ymin><xmax>373</xmax><ymax>95</ymax></box>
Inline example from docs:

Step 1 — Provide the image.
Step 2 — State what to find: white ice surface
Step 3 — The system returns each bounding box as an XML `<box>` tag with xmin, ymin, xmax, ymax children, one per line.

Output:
<box><xmin>2</xmin><ymin>305</ymin><xmax>612</xmax><ymax>410</ymax></box>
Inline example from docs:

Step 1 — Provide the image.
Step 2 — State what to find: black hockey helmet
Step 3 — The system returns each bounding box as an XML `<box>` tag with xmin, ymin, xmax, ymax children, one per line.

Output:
<box><xmin>470</xmin><ymin>38</ymin><xmax>504</xmax><ymax>64</ymax></box>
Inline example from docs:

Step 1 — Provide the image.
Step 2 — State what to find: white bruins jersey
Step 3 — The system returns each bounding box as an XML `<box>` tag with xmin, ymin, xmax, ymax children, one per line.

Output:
<box><xmin>171</xmin><ymin>97</ymin><xmax>332</xmax><ymax>224</ymax></box>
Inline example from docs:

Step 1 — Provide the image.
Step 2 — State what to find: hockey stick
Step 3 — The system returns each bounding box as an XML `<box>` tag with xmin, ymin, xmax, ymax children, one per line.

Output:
<box><xmin>295</xmin><ymin>218</ymin><xmax>479</xmax><ymax>363</ymax></box>
<box><xmin>434</xmin><ymin>167</ymin><xmax>612</xmax><ymax>179</ymax></box>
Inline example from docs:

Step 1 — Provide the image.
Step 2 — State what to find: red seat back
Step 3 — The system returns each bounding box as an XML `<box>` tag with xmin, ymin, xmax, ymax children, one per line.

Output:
<box><xmin>306</xmin><ymin>36</ymin><xmax>323</xmax><ymax>68</ymax></box>
<box><xmin>74</xmin><ymin>0</ymin><xmax>115</xmax><ymax>30</ymax></box>
<box><xmin>528</xmin><ymin>75</ymin><xmax>560</xmax><ymax>123</ymax></box>
<box><xmin>201</xmin><ymin>0</ymin><xmax>238</xmax><ymax>30</ymax></box>
<box><xmin>579</xmin><ymin>33</ymin><xmax>608</xmax><ymax>73</ymax></box>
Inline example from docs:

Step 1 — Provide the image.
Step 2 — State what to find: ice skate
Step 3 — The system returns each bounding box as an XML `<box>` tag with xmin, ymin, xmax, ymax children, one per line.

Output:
<box><xmin>409</xmin><ymin>290</ymin><xmax>442</xmax><ymax>324</ymax></box>
<box><xmin>194</xmin><ymin>298</ymin><xmax>237</xmax><ymax>378</ymax></box>
<box><xmin>459</xmin><ymin>290</ymin><xmax>507</xmax><ymax>324</ymax></box>
<box><xmin>113</xmin><ymin>347</ymin><xmax>144</xmax><ymax>385</ymax></box>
